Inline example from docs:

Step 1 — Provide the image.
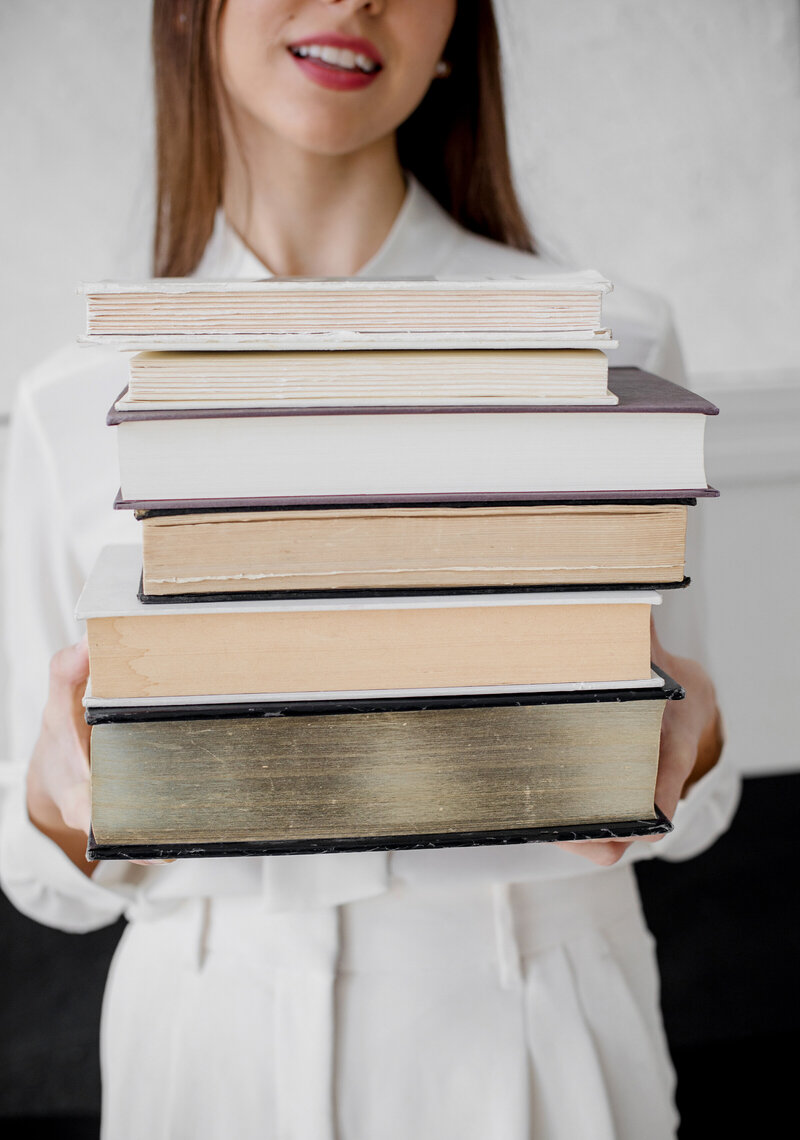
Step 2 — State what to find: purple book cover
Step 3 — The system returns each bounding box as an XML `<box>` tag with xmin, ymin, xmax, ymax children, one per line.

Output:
<box><xmin>107</xmin><ymin>367</ymin><xmax>719</xmax><ymax>424</ymax></box>
<box><xmin>110</xmin><ymin>367</ymin><xmax>720</xmax><ymax>509</ymax></box>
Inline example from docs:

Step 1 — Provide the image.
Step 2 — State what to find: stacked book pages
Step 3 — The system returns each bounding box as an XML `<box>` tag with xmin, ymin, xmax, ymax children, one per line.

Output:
<box><xmin>78</xmin><ymin>273</ymin><xmax>718</xmax><ymax>859</ymax></box>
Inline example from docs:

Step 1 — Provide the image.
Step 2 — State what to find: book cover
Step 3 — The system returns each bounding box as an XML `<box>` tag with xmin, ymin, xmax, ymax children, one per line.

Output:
<box><xmin>88</xmin><ymin>810</ymin><xmax>673</xmax><ymax>861</ymax></box>
<box><xmin>107</xmin><ymin>368</ymin><xmax>718</xmax><ymax>425</ymax></box>
<box><xmin>85</xmin><ymin>665</ymin><xmax>682</xmax><ymax>723</ymax></box>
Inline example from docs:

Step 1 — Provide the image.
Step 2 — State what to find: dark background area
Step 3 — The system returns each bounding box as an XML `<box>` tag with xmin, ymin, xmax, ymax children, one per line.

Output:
<box><xmin>1</xmin><ymin>772</ymin><xmax>797</xmax><ymax>1138</ymax></box>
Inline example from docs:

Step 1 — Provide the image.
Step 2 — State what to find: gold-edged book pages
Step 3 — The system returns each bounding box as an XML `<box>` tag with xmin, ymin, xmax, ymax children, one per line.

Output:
<box><xmin>90</xmin><ymin>699</ymin><xmax>664</xmax><ymax>846</ymax></box>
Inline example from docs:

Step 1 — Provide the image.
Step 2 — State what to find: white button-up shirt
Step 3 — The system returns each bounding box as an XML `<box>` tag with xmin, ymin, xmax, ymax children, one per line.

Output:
<box><xmin>0</xmin><ymin>175</ymin><xmax>738</xmax><ymax>931</ymax></box>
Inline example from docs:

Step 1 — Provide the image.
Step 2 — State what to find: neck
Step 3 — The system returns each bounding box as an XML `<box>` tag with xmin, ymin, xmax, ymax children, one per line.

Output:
<box><xmin>222</xmin><ymin>131</ymin><xmax>407</xmax><ymax>276</ymax></box>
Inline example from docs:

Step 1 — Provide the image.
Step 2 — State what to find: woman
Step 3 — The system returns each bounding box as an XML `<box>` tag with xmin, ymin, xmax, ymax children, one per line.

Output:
<box><xmin>1</xmin><ymin>1</ymin><xmax>737</xmax><ymax>1137</ymax></box>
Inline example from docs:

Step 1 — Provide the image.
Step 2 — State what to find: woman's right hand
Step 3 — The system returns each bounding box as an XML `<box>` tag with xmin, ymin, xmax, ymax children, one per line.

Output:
<box><xmin>26</xmin><ymin>639</ymin><xmax>96</xmax><ymax>875</ymax></box>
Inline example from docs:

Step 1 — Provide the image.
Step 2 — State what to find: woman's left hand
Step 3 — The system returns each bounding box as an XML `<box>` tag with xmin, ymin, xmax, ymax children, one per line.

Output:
<box><xmin>556</xmin><ymin>619</ymin><xmax>724</xmax><ymax>867</ymax></box>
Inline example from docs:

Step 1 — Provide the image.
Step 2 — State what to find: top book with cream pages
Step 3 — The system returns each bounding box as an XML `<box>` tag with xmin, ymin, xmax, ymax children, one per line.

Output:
<box><xmin>80</xmin><ymin>271</ymin><xmax>616</xmax><ymax>351</ymax></box>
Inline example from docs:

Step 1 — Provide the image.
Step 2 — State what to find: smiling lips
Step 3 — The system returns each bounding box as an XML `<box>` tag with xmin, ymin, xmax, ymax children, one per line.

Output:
<box><xmin>288</xmin><ymin>33</ymin><xmax>384</xmax><ymax>91</ymax></box>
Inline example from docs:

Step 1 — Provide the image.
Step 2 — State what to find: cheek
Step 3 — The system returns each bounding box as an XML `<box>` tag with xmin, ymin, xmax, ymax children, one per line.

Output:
<box><xmin>217</xmin><ymin>0</ymin><xmax>295</xmax><ymax>114</ymax></box>
<box><xmin>376</xmin><ymin>3</ymin><xmax>455</xmax><ymax>126</ymax></box>
<box><xmin>400</xmin><ymin>0</ymin><xmax>457</xmax><ymax>62</ymax></box>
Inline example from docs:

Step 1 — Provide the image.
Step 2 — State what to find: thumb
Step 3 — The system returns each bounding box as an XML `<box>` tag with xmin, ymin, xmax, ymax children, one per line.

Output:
<box><xmin>60</xmin><ymin>779</ymin><xmax>92</xmax><ymax>834</ymax></box>
<box><xmin>49</xmin><ymin>638</ymin><xmax>91</xmax><ymax>695</ymax></box>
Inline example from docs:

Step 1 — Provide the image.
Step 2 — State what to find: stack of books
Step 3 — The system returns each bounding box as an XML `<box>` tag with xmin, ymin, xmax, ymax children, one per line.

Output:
<box><xmin>77</xmin><ymin>274</ymin><xmax>717</xmax><ymax>860</ymax></box>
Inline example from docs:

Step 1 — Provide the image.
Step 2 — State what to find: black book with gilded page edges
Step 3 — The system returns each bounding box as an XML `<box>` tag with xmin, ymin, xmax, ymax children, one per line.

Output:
<box><xmin>85</xmin><ymin>671</ymin><xmax>681</xmax><ymax>861</ymax></box>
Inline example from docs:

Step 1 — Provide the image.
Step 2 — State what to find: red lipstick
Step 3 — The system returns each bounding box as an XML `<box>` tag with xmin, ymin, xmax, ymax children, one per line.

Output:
<box><xmin>287</xmin><ymin>32</ymin><xmax>384</xmax><ymax>92</ymax></box>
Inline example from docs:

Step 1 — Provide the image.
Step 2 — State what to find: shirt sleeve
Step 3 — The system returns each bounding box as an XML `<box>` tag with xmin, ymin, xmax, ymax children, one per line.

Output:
<box><xmin>638</xmin><ymin>295</ymin><xmax>712</xmax><ymax>664</ymax></box>
<box><xmin>625</xmin><ymin>750</ymin><xmax>741</xmax><ymax>866</ymax></box>
<box><xmin>0</xmin><ymin>382</ymin><xmax>127</xmax><ymax>932</ymax></box>
<box><xmin>633</xmin><ymin>300</ymin><xmax>740</xmax><ymax>861</ymax></box>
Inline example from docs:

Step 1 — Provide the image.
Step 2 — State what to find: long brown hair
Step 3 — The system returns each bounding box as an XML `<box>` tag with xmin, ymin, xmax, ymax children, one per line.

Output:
<box><xmin>152</xmin><ymin>0</ymin><xmax>534</xmax><ymax>277</ymax></box>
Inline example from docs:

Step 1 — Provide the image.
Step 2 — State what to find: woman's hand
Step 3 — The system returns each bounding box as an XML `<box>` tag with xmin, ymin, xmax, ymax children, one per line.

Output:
<box><xmin>556</xmin><ymin>620</ymin><xmax>724</xmax><ymax>867</ymax></box>
<box><xmin>27</xmin><ymin>639</ymin><xmax>174</xmax><ymax>874</ymax></box>
<box><xmin>26</xmin><ymin>639</ymin><xmax>96</xmax><ymax>875</ymax></box>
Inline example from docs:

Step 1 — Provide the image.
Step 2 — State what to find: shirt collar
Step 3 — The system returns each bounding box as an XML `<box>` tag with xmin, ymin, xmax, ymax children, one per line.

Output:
<box><xmin>192</xmin><ymin>173</ymin><xmax>463</xmax><ymax>281</ymax></box>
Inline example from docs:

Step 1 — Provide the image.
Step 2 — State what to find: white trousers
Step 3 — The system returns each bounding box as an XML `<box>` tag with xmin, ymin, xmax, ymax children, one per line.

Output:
<box><xmin>100</xmin><ymin>865</ymin><xmax>678</xmax><ymax>1139</ymax></box>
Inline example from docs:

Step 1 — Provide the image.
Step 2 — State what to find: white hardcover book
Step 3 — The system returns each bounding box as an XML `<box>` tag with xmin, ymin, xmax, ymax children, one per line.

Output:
<box><xmin>109</xmin><ymin>370</ymin><xmax>716</xmax><ymax>504</ymax></box>
<box><xmin>109</xmin><ymin>372</ymin><xmax>714</xmax><ymax>505</ymax></box>
<box><xmin>114</xmin><ymin>411</ymin><xmax>708</xmax><ymax>501</ymax></box>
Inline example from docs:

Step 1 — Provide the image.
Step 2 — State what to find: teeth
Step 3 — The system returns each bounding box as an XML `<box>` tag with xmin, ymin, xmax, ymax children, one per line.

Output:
<box><xmin>291</xmin><ymin>44</ymin><xmax>379</xmax><ymax>73</ymax></box>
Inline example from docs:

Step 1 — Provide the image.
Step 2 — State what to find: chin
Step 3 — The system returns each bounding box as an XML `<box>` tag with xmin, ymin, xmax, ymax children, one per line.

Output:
<box><xmin>273</xmin><ymin>106</ymin><xmax>388</xmax><ymax>158</ymax></box>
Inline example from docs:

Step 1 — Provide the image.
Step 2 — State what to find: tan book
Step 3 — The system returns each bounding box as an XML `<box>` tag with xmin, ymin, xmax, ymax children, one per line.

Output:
<box><xmin>139</xmin><ymin>503</ymin><xmax>688</xmax><ymax>597</ymax></box>
<box><xmin>119</xmin><ymin>348</ymin><xmax>615</xmax><ymax>407</ymax></box>
<box><xmin>87</xmin><ymin>682</ymin><xmax>680</xmax><ymax>857</ymax></box>
<box><xmin>77</xmin><ymin>545</ymin><xmax>658</xmax><ymax>700</ymax></box>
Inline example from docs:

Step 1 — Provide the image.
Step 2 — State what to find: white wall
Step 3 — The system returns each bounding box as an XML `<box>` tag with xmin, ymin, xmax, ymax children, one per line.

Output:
<box><xmin>0</xmin><ymin>1</ymin><xmax>798</xmax><ymax>775</ymax></box>
<box><xmin>496</xmin><ymin>0</ymin><xmax>800</xmax><ymax>378</ymax></box>
<box><xmin>702</xmin><ymin>380</ymin><xmax>800</xmax><ymax>776</ymax></box>
<box><xmin>0</xmin><ymin>0</ymin><xmax>153</xmax><ymax>411</ymax></box>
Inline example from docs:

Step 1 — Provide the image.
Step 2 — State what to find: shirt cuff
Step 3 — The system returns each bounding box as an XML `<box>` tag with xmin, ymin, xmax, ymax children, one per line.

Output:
<box><xmin>0</xmin><ymin>779</ymin><xmax>128</xmax><ymax>932</ymax></box>
<box><xmin>627</xmin><ymin>751</ymin><xmax>741</xmax><ymax>866</ymax></box>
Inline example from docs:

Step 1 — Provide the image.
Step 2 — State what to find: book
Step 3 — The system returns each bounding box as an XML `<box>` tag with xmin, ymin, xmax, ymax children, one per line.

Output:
<box><xmin>137</xmin><ymin>502</ymin><xmax>689</xmax><ymax>598</ymax></box>
<box><xmin>108</xmin><ymin>368</ymin><xmax>718</xmax><ymax>504</ymax></box>
<box><xmin>81</xmin><ymin>272</ymin><xmax>613</xmax><ymax>349</ymax></box>
<box><xmin>77</xmin><ymin>545</ymin><xmax>659</xmax><ymax>700</ymax></box>
<box><xmin>85</xmin><ymin>679</ymin><xmax>681</xmax><ymax>859</ymax></box>
<box><xmin>116</xmin><ymin>347</ymin><xmax>616</xmax><ymax>407</ymax></box>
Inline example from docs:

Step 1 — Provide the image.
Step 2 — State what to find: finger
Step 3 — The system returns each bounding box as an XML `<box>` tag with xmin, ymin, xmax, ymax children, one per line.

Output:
<box><xmin>653</xmin><ymin>737</ymin><xmax>695</xmax><ymax>822</ymax></box>
<box><xmin>130</xmin><ymin>858</ymin><xmax>177</xmax><ymax>866</ymax></box>
<box><xmin>43</xmin><ymin>645</ymin><xmax>91</xmax><ymax>747</ymax></box>
<box><xmin>555</xmin><ymin>838</ymin><xmax>633</xmax><ymax>866</ymax></box>
<box><xmin>37</xmin><ymin>714</ymin><xmax>92</xmax><ymax>821</ymax></box>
